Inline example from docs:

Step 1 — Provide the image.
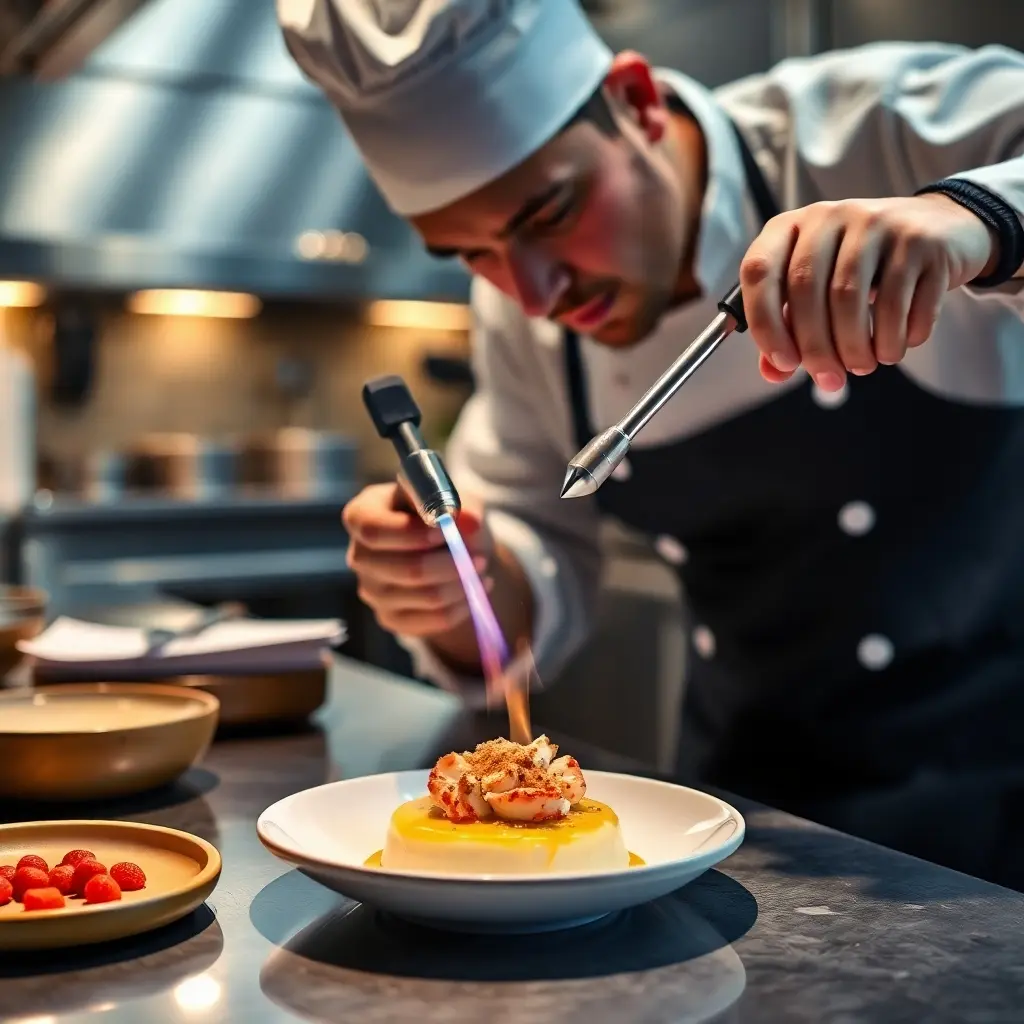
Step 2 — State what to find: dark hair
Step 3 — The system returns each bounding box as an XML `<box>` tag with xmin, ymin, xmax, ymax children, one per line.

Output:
<box><xmin>562</xmin><ymin>82</ymin><xmax>619</xmax><ymax>137</ymax></box>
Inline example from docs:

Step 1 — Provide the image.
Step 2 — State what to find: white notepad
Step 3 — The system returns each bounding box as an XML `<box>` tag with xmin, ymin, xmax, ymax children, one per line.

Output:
<box><xmin>19</xmin><ymin>615</ymin><xmax>346</xmax><ymax>675</ymax></box>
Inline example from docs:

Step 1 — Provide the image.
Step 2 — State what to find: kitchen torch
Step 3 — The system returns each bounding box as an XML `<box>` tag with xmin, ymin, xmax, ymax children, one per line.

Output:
<box><xmin>362</xmin><ymin>374</ymin><xmax>461</xmax><ymax>527</ymax></box>
<box><xmin>560</xmin><ymin>282</ymin><xmax>748</xmax><ymax>499</ymax></box>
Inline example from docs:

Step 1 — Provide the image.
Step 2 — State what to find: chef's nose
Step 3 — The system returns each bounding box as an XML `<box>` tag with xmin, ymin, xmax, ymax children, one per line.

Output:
<box><xmin>506</xmin><ymin>241</ymin><xmax>570</xmax><ymax>319</ymax></box>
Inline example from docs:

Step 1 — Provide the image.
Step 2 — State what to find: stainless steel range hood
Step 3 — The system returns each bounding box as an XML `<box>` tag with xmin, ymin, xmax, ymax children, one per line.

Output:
<box><xmin>0</xmin><ymin>0</ymin><xmax>152</xmax><ymax>79</ymax></box>
<box><xmin>0</xmin><ymin>0</ymin><xmax>470</xmax><ymax>302</ymax></box>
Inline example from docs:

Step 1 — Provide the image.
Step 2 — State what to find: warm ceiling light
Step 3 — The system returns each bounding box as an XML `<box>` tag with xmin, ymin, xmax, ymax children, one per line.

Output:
<box><xmin>366</xmin><ymin>300</ymin><xmax>471</xmax><ymax>331</ymax></box>
<box><xmin>0</xmin><ymin>280</ymin><xmax>45</xmax><ymax>307</ymax></box>
<box><xmin>127</xmin><ymin>289</ymin><xmax>262</xmax><ymax>319</ymax></box>
<box><xmin>295</xmin><ymin>230</ymin><xmax>369</xmax><ymax>263</ymax></box>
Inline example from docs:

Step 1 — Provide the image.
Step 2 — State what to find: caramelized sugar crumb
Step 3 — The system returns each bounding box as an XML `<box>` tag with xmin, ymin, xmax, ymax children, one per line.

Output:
<box><xmin>465</xmin><ymin>737</ymin><xmax>558</xmax><ymax>781</ymax></box>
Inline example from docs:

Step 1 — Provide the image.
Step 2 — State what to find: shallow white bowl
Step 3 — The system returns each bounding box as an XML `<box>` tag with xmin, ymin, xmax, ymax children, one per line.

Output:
<box><xmin>257</xmin><ymin>770</ymin><xmax>745</xmax><ymax>933</ymax></box>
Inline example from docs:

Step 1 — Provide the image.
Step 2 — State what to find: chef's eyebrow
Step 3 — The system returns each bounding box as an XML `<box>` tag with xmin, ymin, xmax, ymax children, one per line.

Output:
<box><xmin>426</xmin><ymin>244</ymin><xmax>461</xmax><ymax>259</ymax></box>
<box><xmin>424</xmin><ymin>180</ymin><xmax>567</xmax><ymax>260</ymax></box>
<box><xmin>497</xmin><ymin>181</ymin><xmax>565</xmax><ymax>239</ymax></box>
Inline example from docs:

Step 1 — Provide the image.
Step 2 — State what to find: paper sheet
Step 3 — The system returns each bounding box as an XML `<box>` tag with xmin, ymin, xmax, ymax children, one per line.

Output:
<box><xmin>18</xmin><ymin>615</ymin><xmax>346</xmax><ymax>674</ymax></box>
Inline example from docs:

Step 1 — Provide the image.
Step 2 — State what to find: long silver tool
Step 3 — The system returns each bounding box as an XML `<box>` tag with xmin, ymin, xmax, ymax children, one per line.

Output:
<box><xmin>144</xmin><ymin>601</ymin><xmax>246</xmax><ymax>655</ymax></box>
<box><xmin>560</xmin><ymin>282</ymin><xmax>748</xmax><ymax>499</ymax></box>
<box><xmin>362</xmin><ymin>374</ymin><xmax>461</xmax><ymax>527</ymax></box>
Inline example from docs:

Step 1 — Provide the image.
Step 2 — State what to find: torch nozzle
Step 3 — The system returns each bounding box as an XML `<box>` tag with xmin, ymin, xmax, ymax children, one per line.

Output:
<box><xmin>362</xmin><ymin>375</ymin><xmax>461</xmax><ymax>527</ymax></box>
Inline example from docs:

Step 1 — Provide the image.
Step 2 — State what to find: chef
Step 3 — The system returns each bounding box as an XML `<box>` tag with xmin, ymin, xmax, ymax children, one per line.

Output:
<box><xmin>276</xmin><ymin>0</ymin><xmax>1024</xmax><ymax>889</ymax></box>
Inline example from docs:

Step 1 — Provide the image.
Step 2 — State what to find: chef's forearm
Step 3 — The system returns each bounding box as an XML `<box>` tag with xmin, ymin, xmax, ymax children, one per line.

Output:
<box><xmin>425</xmin><ymin>541</ymin><xmax>535</xmax><ymax>676</ymax></box>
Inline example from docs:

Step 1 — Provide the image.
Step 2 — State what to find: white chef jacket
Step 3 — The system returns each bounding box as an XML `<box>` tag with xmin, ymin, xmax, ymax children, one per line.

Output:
<box><xmin>398</xmin><ymin>41</ymin><xmax>1024</xmax><ymax>701</ymax></box>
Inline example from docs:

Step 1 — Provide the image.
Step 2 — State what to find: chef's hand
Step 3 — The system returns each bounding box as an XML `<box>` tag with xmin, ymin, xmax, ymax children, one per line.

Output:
<box><xmin>342</xmin><ymin>482</ymin><xmax>493</xmax><ymax>637</ymax></box>
<box><xmin>740</xmin><ymin>193</ymin><xmax>1000</xmax><ymax>391</ymax></box>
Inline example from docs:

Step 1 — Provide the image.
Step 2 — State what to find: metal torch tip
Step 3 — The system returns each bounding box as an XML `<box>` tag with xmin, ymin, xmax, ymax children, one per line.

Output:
<box><xmin>559</xmin><ymin>426</ymin><xmax>631</xmax><ymax>500</ymax></box>
<box><xmin>560</xmin><ymin>465</ymin><xmax>599</xmax><ymax>499</ymax></box>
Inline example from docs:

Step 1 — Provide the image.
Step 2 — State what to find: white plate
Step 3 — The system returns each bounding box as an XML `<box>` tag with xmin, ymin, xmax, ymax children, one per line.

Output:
<box><xmin>256</xmin><ymin>770</ymin><xmax>745</xmax><ymax>933</ymax></box>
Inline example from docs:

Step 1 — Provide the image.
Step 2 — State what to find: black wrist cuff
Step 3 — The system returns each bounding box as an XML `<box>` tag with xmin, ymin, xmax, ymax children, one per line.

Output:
<box><xmin>915</xmin><ymin>177</ymin><xmax>1024</xmax><ymax>288</ymax></box>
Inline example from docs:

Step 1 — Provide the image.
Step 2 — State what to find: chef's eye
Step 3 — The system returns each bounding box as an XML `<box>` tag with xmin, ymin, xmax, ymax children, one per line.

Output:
<box><xmin>532</xmin><ymin>187</ymin><xmax>576</xmax><ymax>232</ymax></box>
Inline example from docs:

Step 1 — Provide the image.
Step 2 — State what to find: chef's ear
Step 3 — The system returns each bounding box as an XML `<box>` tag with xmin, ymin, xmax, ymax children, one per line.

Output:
<box><xmin>604</xmin><ymin>51</ymin><xmax>667</xmax><ymax>144</ymax></box>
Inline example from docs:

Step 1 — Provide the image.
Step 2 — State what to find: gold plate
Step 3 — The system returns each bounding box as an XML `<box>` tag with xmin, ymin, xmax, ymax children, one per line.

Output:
<box><xmin>0</xmin><ymin>683</ymin><xmax>219</xmax><ymax>801</ymax></box>
<box><xmin>0</xmin><ymin>819</ymin><xmax>221</xmax><ymax>950</ymax></box>
<box><xmin>31</xmin><ymin>668</ymin><xmax>328</xmax><ymax>728</ymax></box>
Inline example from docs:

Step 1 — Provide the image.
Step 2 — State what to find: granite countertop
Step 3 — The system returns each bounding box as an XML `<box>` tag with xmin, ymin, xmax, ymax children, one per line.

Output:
<box><xmin>2</xmin><ymin>655</ymin><xmax>1023</xmax><ymax>1023</ymax></box>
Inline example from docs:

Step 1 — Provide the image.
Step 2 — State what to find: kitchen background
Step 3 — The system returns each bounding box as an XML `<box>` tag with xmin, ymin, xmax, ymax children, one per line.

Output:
<box><xmin>1</xmin><ymin>0</ymin><xmax>1021</xmax><ymax>768</ymax></box>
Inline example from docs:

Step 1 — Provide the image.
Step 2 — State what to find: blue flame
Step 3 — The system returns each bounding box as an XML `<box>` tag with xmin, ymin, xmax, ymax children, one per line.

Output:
<box><xmin>437</xmin><ymin>512</ymin><xmax>509</xmax><ymax>691</ymax></box>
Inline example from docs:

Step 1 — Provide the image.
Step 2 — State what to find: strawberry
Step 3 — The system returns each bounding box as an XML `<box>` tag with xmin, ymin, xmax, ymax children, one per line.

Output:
<box><xmin>60</xmin><ymin>849</ymin><xmax>96</xmax><ymax>868</ymax></box>
<box><xmin>109</xmin><ymin>862</ymin><xmax>146</xmax><ymax>891</ymax></box>
<box><xmin>48</xmin><ymin>864</ymin><xmax>75</xmax><ymax>896</ymax></box>
<box><xmin>71</xmin><ymin>859</ymin><xmax>107</xmax><ymax>897</ymax></box>
<box><xmin>0</xmin><ymin>876</ymin><xmax>11</xmax><ymax>906</ymax></box>
<box><xmin>83</xmin><ymin>874</ymin><xmax>121</xmax><ymax>905</ymax></box>
<box><xmin>23</xmin><ymin>887</ymin><xmax>66</xmax><ymax>911</ymax></box>
<box><xmin>0</xmin><ymin>865</ymin><xmax>14</xmax><ymax>883</ymax></box>
<box><xmin>16</xmin><ymin>854</ymin><xmax>48</xmax><ymax>874</ymax></box>
<box><xmin>12</xmin><ymin>866</ymin><xmax>49</xmax><ymax>901</ymax></box>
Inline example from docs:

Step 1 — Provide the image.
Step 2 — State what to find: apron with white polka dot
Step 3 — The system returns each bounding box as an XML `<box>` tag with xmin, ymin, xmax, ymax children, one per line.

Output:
<box><xmin>562</xmin><ymin>120</ymin><xmax>1024</xmax><ymax>888</ymax></box>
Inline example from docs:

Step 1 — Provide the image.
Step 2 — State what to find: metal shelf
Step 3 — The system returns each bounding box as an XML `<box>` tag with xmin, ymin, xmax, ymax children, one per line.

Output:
<box><xmin>22</xmin><ymin>489</ymin><xmax>358</xmax><ymax>528</ymax></box>
<box><xmin>57</xmin><ymin>547</ymin><xmax>351</xmax><ymax>588</ymax></box>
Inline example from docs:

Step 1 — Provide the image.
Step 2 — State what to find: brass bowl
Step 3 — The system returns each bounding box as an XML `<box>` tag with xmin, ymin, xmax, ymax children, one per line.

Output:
<box><xmin>171</xmin><ymin>668</ymin><xmax>328</xmax><ymax>727</ymax></box>
<box><xmin>0</xmin><ymin>585</ymin><xmax>47</xmax><ymax>679</ymax></box>
<box><xmin>0</xmin><ymin>683</ymin><xmax>219</xmax><ymax>801</ymax></box>
<box><xmin>0</xmin><ymin>584</ymin><xmax>47</xmax><ymax>612</ymax></box>
<box><xmin>31</xmin><ymin>667</ymin><xmax>329</xmax><ymax>728</ymax></box>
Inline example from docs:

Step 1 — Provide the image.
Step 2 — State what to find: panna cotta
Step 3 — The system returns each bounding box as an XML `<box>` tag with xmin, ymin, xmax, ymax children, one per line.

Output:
<box><xmin>379</xmin><ymin>736</ymin><xmax>631</xmax><ymax>875</ymax></box>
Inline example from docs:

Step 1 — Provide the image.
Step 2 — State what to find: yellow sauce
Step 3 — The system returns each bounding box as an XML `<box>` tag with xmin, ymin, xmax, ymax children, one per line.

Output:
<box><xmin>393</xmin><ymin>795</ymin><xmax>617</xmax><ymax>844</ymax></box>
<box><xmin>363</xmin><ymin>796</ymin><xmax>645</xmax><ymax>868</ymax></box>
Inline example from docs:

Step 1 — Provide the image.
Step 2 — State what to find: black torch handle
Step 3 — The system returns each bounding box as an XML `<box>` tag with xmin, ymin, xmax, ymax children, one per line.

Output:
<box><xmin>717</xmin><ymin>282</ymin><xmax>748</xmax><ymax>333</ymax></box>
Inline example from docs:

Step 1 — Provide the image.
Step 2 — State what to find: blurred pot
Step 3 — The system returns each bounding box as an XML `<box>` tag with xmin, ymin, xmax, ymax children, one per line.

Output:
<box><xmin>124</xmin><ymin>434</ymin><xmax>238</xmax><ymax>499</ymax></box>
<box><xmin>239</xmin><ymin>429</ymin><xmax>357</xmax><ymax>497</ymax></box>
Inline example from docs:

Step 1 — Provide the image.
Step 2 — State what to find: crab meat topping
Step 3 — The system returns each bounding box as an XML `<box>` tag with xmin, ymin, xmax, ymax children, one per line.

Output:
<box><xmin>426</xmin><ymin>735</ymin><xmax>588</xmax><ymax>823</ymax></box>
<box><xmin>549</xmin><ymin>755</ymin><xmax>586</xmax><ymax>804</ymax></box>
<box><xmin>427</xmin><ymin>752</ymin><xmax>489</xmax><ymax>823</ymax></box>
<box><xmin>484</xmin><ymin>784</ymin><xmax>569</xmax><ymax>822</ymax></box>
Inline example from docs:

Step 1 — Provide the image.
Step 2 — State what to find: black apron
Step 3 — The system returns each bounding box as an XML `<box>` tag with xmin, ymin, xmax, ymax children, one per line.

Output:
<box><xmin>563</xmin><ymin>120</ymin><xmax>1024</xmax><ymax>890</ymax></box>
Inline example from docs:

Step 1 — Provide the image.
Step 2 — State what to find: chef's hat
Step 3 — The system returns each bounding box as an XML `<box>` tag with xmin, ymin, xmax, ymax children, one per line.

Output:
<box><xmin>276</xmin><ymin>0</ymin><xmax>614</xmax><ymax>216</ymax></box>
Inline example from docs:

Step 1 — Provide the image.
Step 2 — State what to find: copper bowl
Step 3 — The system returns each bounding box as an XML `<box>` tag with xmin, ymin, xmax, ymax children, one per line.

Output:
<box><xmin>0</xmin><ymin>682</ymin><xmax>219</xmax><ymax>801</ymax></box>
<box><xmin>31</xmin><ymin>666</ymin><xmax>328</xmax><ymax>729</ymax></box>
<box><xmin>0</xmin><ymin>586</ymin><xmax>46</xmax><ymax>679</ymax></box>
